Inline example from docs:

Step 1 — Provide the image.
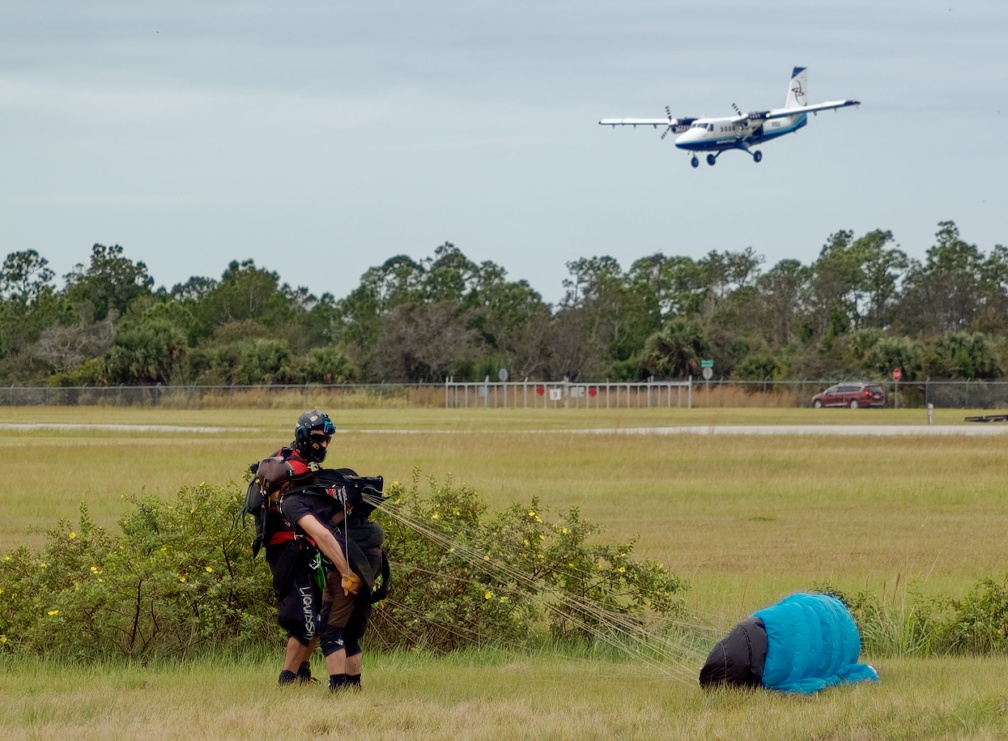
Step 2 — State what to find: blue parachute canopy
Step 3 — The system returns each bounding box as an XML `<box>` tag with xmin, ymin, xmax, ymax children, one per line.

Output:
<box><xmin>700</xmin><ymin>592</ymin><xmax>879</xmax><ymax>694</ymax></box>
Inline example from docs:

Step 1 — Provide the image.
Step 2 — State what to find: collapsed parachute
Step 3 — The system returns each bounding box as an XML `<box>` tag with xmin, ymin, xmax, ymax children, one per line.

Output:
<box><xmin>699</xmin><ymin>592</ymin><xmax>879</xmax><ymax>694</ymax></box>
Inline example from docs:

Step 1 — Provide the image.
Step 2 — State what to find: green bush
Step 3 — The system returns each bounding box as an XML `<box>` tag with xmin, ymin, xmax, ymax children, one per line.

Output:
<box><xmin>822</xmin><ymin>576</ymin><xmax>1008</xmax><ymax>658</ymax></box>
<box><xmin>1</xmin><ymin>474</ymin><xmax>687</xmax><ymax>661</ymax></box>
<box><xmin>0</xmin><ymin>485</ymin><xmax>275</xmax><ymax>661</ymax></box>
<box><xmin>938</xmin><ymin>576</ymin><xmax>1008</xmax><ymax>654</ymax></box>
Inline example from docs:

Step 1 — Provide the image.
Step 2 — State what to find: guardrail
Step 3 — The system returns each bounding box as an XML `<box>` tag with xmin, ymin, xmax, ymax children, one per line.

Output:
<box><xmin>443</xmin><ymin>379</ymin><xmax>693</xmax><ymax>409</ymax></box>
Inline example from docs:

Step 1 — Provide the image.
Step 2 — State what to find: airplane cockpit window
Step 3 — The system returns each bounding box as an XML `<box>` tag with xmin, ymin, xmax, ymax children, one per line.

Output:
<box><xmin>707</xmin><ymin>123</ymin><xmax>714</xmax><ymax>132</ymax></box>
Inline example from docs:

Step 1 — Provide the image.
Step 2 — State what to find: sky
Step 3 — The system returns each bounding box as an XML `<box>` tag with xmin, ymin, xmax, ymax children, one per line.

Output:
<box><xmin>2</xmin><ymin>1</ymin><xmax>1006</xmax><ymax>306</ymax></box>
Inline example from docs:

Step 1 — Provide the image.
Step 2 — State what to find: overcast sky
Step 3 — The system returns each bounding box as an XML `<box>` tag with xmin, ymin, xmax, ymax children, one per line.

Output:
<box><xmin>2</xmin><ymin>1</ymin><xmax>1006</xmax><ymax>305</ymax></box>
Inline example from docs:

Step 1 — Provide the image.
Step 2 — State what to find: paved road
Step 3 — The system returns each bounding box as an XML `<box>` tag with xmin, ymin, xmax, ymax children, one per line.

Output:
<box><xmin>570</xmin><ymin>425</ymin><xmax>1008</xmax><ymax>436</ymax></box>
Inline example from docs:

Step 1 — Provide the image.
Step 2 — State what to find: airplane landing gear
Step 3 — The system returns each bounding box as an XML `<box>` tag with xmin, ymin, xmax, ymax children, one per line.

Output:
<box><xmin>706</xmin><ymin>154</ymin><xmax>717</xmax><ymax>166</ymax></box>
<box><xmin>690</xmin><ymin>156</ymin><xmax>699</xmax><ymax>168</ymax></box>
<box><xmin>753</xmin><ymin>150</ymin><xmax>763</xmax><ymax>163</ymax></box>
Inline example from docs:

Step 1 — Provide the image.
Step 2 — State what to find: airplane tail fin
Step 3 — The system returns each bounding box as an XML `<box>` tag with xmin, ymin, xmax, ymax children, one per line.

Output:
<box><xmin>785</xmin><ymin>66</ymin><xmax>807</xmax><ymax>109</ymax></box>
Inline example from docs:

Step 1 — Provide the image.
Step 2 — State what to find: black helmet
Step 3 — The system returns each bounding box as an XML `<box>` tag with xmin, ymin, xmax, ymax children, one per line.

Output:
<box><xmin>294</xmin><ymin>410</ymin><xmax>336</xmax><ymax>463</ymax></box>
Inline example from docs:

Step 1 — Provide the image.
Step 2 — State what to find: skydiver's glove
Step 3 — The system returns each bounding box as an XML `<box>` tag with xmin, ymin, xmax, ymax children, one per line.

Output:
<box><xmin>341</xmin><ymin>573</ymin><xmax>362</xmax><ymax>596</ymax></box>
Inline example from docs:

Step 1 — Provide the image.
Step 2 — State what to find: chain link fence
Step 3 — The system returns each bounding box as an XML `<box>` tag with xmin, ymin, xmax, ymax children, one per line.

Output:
<box><xmin>4</xmin><ymin>379</ymin><xmax>1008</xmax><ymax>409</ymax></box>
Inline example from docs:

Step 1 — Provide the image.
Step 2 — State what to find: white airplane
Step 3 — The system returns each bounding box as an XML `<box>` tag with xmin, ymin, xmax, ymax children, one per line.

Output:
<box><xmin>599</xmin><ymin>67</ymin><xmax>860</xmax><ymax>168</ymax></box>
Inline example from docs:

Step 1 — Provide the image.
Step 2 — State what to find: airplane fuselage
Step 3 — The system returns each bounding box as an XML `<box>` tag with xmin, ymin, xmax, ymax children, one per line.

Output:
<box><xmin>673</xmin><ymin>113</ymin><xmax>807</xmax><ymax>152</ymax></box>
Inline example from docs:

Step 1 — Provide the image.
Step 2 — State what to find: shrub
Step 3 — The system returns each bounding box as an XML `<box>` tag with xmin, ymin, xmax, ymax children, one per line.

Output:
<box><xmin>1</xmin><ymin>474</ymin><xmax>688</xmax><ymax>661</ymax></box>
<box><xmin>937</xmin><ymin>576</ymin><xmax>1008</xmax><ymax>654</ymax></box>
<box><xmin>0</xmin><ymin>485</ymin><xmax>275</xmax><ymax>661</ymax></box>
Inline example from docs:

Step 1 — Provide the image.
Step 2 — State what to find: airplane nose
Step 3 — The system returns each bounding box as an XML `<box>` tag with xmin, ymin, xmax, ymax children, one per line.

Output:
<box><xmin>673</xmin><ymin>127</ymin><xmax>703</xmax><ymax>150</ymax></box>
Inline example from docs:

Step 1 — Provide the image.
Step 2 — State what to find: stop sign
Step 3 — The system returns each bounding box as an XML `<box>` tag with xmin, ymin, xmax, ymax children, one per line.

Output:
<box><xmin>892</xmin><ymin>368</ymin><xmax>902</xmax><ymax>382</ymax></box>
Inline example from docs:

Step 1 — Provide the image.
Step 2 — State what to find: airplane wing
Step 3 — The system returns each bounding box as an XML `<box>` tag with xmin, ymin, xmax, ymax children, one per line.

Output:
<box><xmin>598</xmin><ymin>118</ymin><xmax>680</xmax><ymax>128</ymax></box>
<box><xmin>737</xmin><ymin>99</ymin><xmax>860</xmax><ymax>123</ymax></box>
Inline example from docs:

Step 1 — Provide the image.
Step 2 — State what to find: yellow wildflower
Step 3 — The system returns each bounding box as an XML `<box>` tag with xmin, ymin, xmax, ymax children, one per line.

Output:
<box><xmin>205</xmin><ymin>566</ymin><xmax>213</xmax><ymax>573</ymax></box>
<box><xmin>1</xmin><ymin>635</ymin><xmax>7</xmax><ymax>643</ymax></box>
<box><xmin>561</xmin><ymin>527</ymin><xmax>568</xmax><ymax>534</ymax></box>
<box><xmin>47</xmin><ymin>609</ymin><xmax>59</xmax><ymax>616</ymax></box>
<box><xmin>618</xmin><ymin>566</ymin><xmax>626</xmax><ymax>573</ymax></box>
<box><xmin>484</xmin><ymin>591</ymin><xmax>493</xmax><ymax>600</ymax></box>
<box><xmin>431</xmin><ymin>512</ymin><xmax>440</xmax><ymax>520</ymax></box>
<box><xmin>178</xmin><ymin>576</ymin><xmax>187</xmax><ymax>583</ymax></box>
<box><xmin>528</xmin><ymin>510</ymin><xmax>536</xmax><ymax>518</ymax></box>
<box><xmin>69</xmin><ymin>532</ymin><xmax>77</xmax><ymax>540</ymax></box>
<box><xmin>39</xmin><ymin>562</ymin><xmax>47</xmax><ymax>569</ymax></box>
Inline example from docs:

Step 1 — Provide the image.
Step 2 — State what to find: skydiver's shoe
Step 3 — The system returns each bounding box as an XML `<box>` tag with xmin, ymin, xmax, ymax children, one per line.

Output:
<box><xmin>297</xmin><ymin>663</ymin><xmax>318</xmax><ymax>684</ymax></box>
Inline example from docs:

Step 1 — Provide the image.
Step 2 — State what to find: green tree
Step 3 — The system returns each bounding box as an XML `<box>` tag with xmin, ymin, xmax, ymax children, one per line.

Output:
<box><xmin>638</xmin><ymin>318</ymin><xmax>710</xmax><ymax>379</ymax></box>
<box><xmin>896</xmin><ymin>222</ymin><xmax>988</xmax><ymax>334</ymax></box>
<box><xmin>63</xmin><ymin>244</ymin><xmax>154</xmax><ymax>321</ymax></box>
<box><xmin>2</xmin><ymin>249</ymin><xmax>55</xmax><ymax>303</ymax></box>
<box><xmin>0</xmin><ymin>250</ymin><xmax>63</xmax><ymax>365</ymax></box>
<box><xmin>554</xmin><ymin>256</ymin><xmax>660</xmax><ymax>380</ymax></box>
<box><xmin>302</xmin><ymin>346</ymin><xmax>358</xmax><ymax>384</ymax></box>
<box><xmin>924</xmin><ymin>332</ymin><xmax>999</xmax><ymax>379</ymax></box>
<box><xmin>627</xmin><ymin>253</ymin><xmax>708</xmax><ymax>318</ymax></box>
<box><xmin>756</xmin><ymin>259</ymin><xmax>811</xmax><ymax>349</ymax></box>
<box><xmin>101</xmin><ymin>303</ymin><xmax>192</xmax><ymax>385</ymax></box>
<box><xmin>190</xmin><ymin>260</ymin><xmax>298</xmax><ymax>340</ymax></box>
<box><xmin>371</xmin><ymin>302</ymin><xmax>477</xmax><ymax>383</ymax></box>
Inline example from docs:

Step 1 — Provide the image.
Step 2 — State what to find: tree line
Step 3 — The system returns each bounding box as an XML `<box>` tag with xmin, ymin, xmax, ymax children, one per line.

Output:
<box><xmin>2</xmin><ymin>220</ymin><xmax>1006</xmax><ymax>387</ymax></box>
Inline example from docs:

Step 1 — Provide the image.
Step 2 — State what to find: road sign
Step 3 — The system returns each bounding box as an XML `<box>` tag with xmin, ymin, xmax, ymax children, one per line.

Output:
<box><xmin>700</xmin><ymin>359</ymin><xmax>714</xmax><ymax>369</ymax></box>
<box><xmin>892</xmin><ymin>368</ymin><xmax>902</xmax><ymax>382</ymax></box>
<box><xmin>702</xmin><ymin>367</ymin><xmax>713</xmax><ymax>380</ymax></box>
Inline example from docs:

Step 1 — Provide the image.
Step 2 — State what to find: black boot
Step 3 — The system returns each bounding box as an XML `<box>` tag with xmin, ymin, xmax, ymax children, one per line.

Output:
<box><xmin>329</xmin><ymin>673</ymin><xmax>348</xmax><ymax>693</ymax></box>
<box><xmin>297</xmin><ymin>661</ymin><xmax>317</xmax><ymax>684</ymax></box>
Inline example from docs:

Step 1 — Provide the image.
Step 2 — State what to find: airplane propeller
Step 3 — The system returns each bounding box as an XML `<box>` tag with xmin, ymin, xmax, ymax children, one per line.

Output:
<box><xmin>661</xmin><ymin>106</ymin><xmax>695</xmax><ymax>139</ymax></box>
<box><xmin>661</xmin><ymin>106</ymin><xmax>674</xmax><ymax>139</ymax></box>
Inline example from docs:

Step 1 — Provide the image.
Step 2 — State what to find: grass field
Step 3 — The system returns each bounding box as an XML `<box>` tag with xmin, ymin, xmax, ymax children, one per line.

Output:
<box><xmin>3</xmin><ymin>405</ymin><xmax>1008</xmax><ymax>739</ymax></box>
